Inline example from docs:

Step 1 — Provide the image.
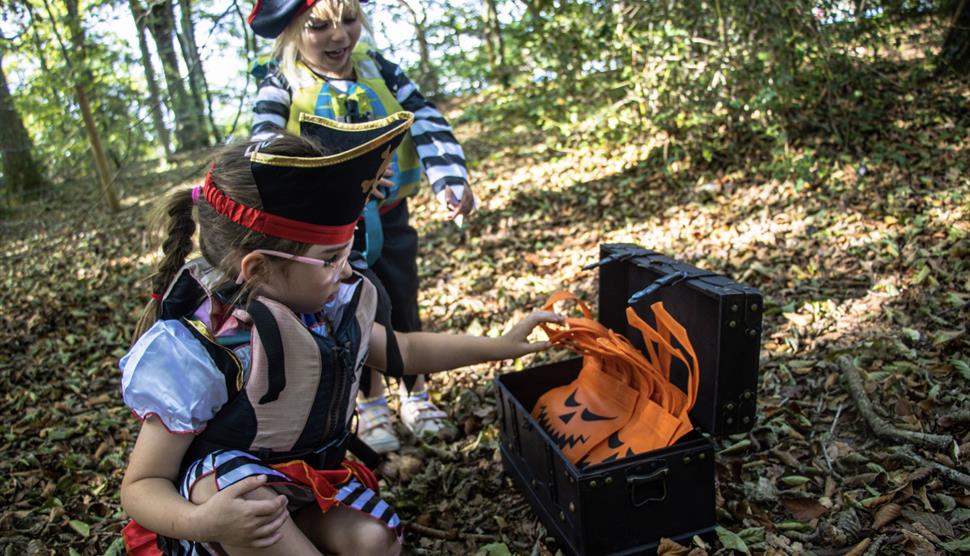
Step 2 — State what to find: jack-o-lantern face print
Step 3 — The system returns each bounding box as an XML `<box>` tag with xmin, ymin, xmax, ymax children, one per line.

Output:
<box><xmin>582</xmin><ymin>397</ymin><xmax>692</xmax><ymax>466</ymax></box>
<box><xmin>531</xmin><ymin>292</ymin><xmax>703</xmax><ymax>467</ymax></box>
<box><xmin>531</xmin><ymin>363</ymin><xmax>638</xmax><ymax>464</ymax></box>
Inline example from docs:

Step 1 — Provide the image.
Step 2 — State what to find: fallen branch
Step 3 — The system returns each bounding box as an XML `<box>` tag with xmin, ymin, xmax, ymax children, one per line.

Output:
<box><xmin>891</xmin><ymin>446</ymin><xmax>970</xmax><ymax>490</ymax></box>
<box><xmin>404</xmin><ymin>521</ymin><xmax>500</xmax><ymax>543</ymax></box>
<box><xmin>939</xmin><ymin>409</ymin><xmax>970</xmax><ymax>428</ymax></box>
<box><xmin>838</xmin><ymin>356</ymin><xmax>954</xmax><ymax>452</ymax></box>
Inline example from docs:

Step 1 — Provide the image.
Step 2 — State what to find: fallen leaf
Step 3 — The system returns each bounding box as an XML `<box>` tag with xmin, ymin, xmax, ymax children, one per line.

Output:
<box><xmin>476</xmin><ymin>542</ymin><xmax>512</xmax><ymax>556</ymax></box>
<box><xmin>782</xmin><ymin>497</ymin><xmax>827</xmax><ymax>521</ymax></box>
<box><xmin>844</xmin><ymin>538</ymin><xmax>871</xmax><ymax>556</ymax></box>
<box><xmin>932</xmin><ymin>330</ymin><xmax>964</xmax><ymax>346</ymax></box>
<box><xmin>715</xmin><ymin>526</ymin><xmax>750</xmax><ymax>555</ymax></box>
<box><xmin>941</xmin><ymin>537</ymin><xmax>970</xmax><ymax>552</ymax></box>
<box><xmin>657</xmin><ymin>537</ymin><xmax>691</xmax><ymax>556</ymax></box>
<box><xmin>872</xmin><ymin>502</ymin><xmax>902</xmax><ymax>530</ymax></box>
<box><xmin>905</xmin><ymin>467</ymin><xmax>934</xmax><ymax>484</ymax></box>
<box><xmin>902</xmin><ymin>508</ymin><xmax>955</xmax><ymax>539</ymax></box>
<box><xmin>67</xmin><ymin>519</ymin><xmax>90</xmax><ymax>538</ymax></box>
<box><xmin>779</xmin><ymin>475</ymin><xmax>812</xmax><ymax>487</ymax></box>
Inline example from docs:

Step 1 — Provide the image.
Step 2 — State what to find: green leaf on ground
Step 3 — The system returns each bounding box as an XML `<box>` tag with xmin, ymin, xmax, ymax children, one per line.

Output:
<box><xmin>716</xmin><ymin>526</ymin><xmax>751</xmax><ymax>555</ymax></box>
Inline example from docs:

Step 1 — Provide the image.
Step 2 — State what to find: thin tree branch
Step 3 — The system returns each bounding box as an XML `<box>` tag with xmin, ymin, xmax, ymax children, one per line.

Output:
<box><xmin>891</xmin><ymin>446</ymin><xmax>970</xmax><ymax>490</ymax></box>
<box><xmin>225</xmin><ymin>0</ymin><xmax>252</xmax><ymax>139</ymax></box>
<box><xmin>838</xmin><ymin>356</ymin><xmax>954</xmax><ymax>452</ymax></box>
<box><xmin>404</xmin><ymin>521</ymin><xmax>500</xmax><ymax>543</ymax></box>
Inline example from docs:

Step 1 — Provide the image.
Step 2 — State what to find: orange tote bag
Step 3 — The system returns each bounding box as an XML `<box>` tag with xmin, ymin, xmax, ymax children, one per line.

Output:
<box><xmin>532</xmin><ymin>292</ymin><xmax>639</xmax><ymax>463</ymax></box>
<box><xmin>533</xmin><ymin>292</ymin><xmax>700</xmax><ymax>467</ymax></box>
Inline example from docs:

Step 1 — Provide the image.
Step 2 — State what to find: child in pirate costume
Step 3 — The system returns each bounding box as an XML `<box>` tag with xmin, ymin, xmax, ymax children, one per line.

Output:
<box><xmin>119</xmin><ymin>113</ymin><xmax>560</xmax><ymax>556</ymax></box>
<box><xmin>248</xmin><ymin>0</ymin><xmax>472</xmax><ymax>452</ymax></box>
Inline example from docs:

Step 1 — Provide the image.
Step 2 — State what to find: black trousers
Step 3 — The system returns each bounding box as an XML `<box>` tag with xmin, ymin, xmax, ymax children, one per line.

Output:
<box><xmin>354</xmin><ymin>199</ymin><xmax>421</xmax><ymax>394</ymax></box>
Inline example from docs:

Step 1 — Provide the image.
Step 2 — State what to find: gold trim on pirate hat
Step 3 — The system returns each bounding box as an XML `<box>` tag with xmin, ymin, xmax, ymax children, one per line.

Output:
<box><xmin>204</xmin><ymin>110</ymin><xmax>413</xmax><ymax>245</ymax></box>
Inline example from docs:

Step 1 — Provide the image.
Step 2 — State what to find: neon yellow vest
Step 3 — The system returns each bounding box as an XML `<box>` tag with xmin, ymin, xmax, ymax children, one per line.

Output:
<box><xmin>287</xmin><ymin>45</ymin><xmax>421</xmax><ymax>206</ymax></box>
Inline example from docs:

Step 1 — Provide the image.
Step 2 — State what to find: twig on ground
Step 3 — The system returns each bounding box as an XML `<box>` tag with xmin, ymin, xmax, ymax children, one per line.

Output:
<box><xmin>838</xmin><ymin>356</ymin><xmax>954</xmax><ymax>451</ymax></box>
<box><xmin>819</xmin><ymin>401</ymin><xmax>846</xmax><ymax>480</ymax></box>
<box><xmin>891</xmin><ymin>446</ymin><xmax>970</xmax><ymax>489</ymax></box>
<box><xmin>829</xmin><ymin>402</ymin><xmax>844</xmax><ymax>436</ymax></box>
<box><xmin>404</xmin><ymin>521</ymin><xmax>500</xmax><ymax>543</ymax></box>
<box><xmin>819</xmin><ymin>436</ymin><xmax>842</xmax><ymax>480</ymax></box>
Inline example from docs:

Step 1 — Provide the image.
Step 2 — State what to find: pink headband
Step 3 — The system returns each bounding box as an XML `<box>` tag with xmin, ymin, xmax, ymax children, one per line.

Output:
<box><xmin>191</xmin><ymin>185</ymin><xmax>202</xmax><ymax>204</ymax></box>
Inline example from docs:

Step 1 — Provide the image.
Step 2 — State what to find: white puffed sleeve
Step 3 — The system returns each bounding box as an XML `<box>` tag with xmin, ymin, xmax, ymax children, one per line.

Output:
<box><xmin>120</xmin><ymin>320</ymin><xmax>230</xmax><ymax>434</ymax></box>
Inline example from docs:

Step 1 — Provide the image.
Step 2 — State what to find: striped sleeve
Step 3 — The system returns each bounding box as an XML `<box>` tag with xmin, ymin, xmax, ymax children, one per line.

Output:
<box><xmin>369</xmin><ymin>51</ymin><xmax>468</xmax><ymax>194</ymax></box>
<box><xmin>250</xmin><ymin>70</ymin><xmax>292</xmax><ymax>142</ymax></box>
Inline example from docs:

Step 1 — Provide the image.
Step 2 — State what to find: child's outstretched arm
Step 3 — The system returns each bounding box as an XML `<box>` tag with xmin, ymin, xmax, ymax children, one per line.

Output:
<box><xmin>366</xmin><ymin>310</ymin><xmax>563</xmax><ymax>374</ymax></box>
<box><xmin>120</xmin><ymin>419</ymin><xmax>289</xmax><ymax>547</ymax></box>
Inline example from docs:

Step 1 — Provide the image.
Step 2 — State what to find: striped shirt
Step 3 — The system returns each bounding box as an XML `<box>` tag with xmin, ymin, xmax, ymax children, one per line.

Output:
<box><xmin>251</xmin><ymin>51</ymin><xmax>468</xmax><ymax>196</ymax></box>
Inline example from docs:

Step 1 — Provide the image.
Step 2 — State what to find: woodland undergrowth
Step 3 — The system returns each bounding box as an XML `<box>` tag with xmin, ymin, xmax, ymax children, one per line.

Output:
<box><xmin>1</xmin><ymin>26</ymin><xmax>968</xmax><ymax>556</ymax></box>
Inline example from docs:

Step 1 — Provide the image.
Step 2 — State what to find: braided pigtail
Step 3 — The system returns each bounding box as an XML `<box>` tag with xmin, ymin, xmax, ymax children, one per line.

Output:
<box><xmin>132</xmin><ymin>188</ymin><xmax>197</xmax><ymax>343</ymax></box>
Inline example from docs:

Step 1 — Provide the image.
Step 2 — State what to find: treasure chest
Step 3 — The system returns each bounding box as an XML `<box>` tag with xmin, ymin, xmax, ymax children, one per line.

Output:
<box><xmin>494</xmin><ymin>243</ymin><xmax>762</xmax><ymax>555</ymax></box>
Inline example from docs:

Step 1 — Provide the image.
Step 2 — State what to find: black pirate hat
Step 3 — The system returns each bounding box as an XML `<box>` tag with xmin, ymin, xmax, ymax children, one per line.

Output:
<box><xmin>248</xmin><ymin>0</ymin><xmax>369</xmax><ymax>39</ymax></box>
<box><xmin>203</xmin><ymin>111</ymin><xmax>413</xmax><ymax>245</ymax></box>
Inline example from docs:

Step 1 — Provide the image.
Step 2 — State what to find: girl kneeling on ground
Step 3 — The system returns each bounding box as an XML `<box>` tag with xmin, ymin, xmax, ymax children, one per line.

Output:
<box><xmin>118</xmin><ymin>113</ymin><xmax>559</xmax><ymax>555</ymax></box>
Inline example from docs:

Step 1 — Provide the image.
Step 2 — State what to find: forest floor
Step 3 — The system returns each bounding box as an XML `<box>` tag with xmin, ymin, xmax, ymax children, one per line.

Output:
<box><xmin>1</xmin><ymin>30</ymin><xmax>969</xmax><ymax>556</ymax></box>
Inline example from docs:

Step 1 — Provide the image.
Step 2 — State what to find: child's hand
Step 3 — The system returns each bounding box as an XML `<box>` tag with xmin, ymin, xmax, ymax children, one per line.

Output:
<box><xmin>197</xmin><ymin>475</ymin><xmax>289</xmax><ymax>548</ymax></box>
<box><xmin>497</xmin><ymin>310</ymin><xmax>564</xmax><ymax>358</ymax></box>
<box><xmin>444</xmin><ymin>184</ymin><xmax>476</xmax><ymax>220</ymax></box>
<box><xmin>377</xmin><ymin>166</ymin><xmax>394</xmax><ymax>190</ymax></box>
<box><xmin>436</xmin><ymin>184</ymin><xmax>476</xmax><ymax>228</ymax></box>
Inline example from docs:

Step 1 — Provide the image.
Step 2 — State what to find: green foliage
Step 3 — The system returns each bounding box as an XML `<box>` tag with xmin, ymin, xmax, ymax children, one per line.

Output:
<box><xmin>439</xmin><ymin>0</ymin><xmax>964</xmax><ymax>180</ymax></box>
<box><xmin>5</xmin><ymin>0</ymin><xmax>158</xmax><ymax>182</ymax></box>
<box><xmin>5</xmin><ymin>0</ymin><xmax>963</xmax><ymax>199</ymax></box>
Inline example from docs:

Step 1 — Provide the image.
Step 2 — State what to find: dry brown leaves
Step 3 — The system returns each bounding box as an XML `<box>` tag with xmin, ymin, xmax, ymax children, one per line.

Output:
<box><xmin>2</xmin><ymin>35</ymin><xmax>969</xmax><ymax>556</ymax></box>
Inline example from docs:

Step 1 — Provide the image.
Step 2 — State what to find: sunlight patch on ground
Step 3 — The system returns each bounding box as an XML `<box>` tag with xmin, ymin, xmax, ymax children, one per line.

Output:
<box><xmin>467</xmin><ymin>141</ymin><xmax>659</xmax><ymax>214</ymax></box>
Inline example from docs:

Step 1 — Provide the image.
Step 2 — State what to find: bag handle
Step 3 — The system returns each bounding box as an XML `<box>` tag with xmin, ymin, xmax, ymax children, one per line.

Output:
<box><xmin>626</xmin><ymin>305</ymin><xmax>700</xmax><ymax>415</ymax></box>
<box><xmin>650</xmin><ymin>302</ymin><xmax>700</xmax><ymax>414</ymax></box>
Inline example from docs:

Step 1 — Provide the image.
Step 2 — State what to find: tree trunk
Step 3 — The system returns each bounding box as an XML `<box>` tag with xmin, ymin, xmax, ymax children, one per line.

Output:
<box><xmin>0</xmin><ymin>51</ymin><xmax>46</xmax><ymax>200</ymax></box>
<box><xmin>73</xmin><ymin>84</ymin><xmax>119</xmax><ymax>210</ymax></box>
<box><xmin>940</xmin><ymin>0</ymin><xmax>970</xmax><ymax>74</ymax></box>
<box><xmin>394</xmin><ymin>0</ymin><xmax>440</xmax><ymax>96</ymax></box>
<box><xmin>176</xmin><ymin>0</ymin><xmax>220</xmax><ymax>143</ymax></box>
<box><xmin>129</xmin><ymin>0</ymin><xmax>173</xmax><ymax>157</ymax></box>
<box><xmin>58</xmin><ymin>0</ymin><xmax>121</xmax><ymax>211</ymax></box>
<box><xmin>483</xmin><ymin>0</ymin><xmax>509</xmax><ymax>86</ymax></box>
<box><xmin>146</xmin><ymin>0</ymin><xmax>207</xmax><ymax>151</ymax></box>
<box><xmin>522</xmin><ymin>0</ymin><xmax>545</xmax><ymax>37</ymax></box>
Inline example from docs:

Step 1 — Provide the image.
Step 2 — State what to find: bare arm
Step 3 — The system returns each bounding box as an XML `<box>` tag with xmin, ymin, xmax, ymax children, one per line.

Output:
<box><xmin>120</xmin><ymin>419</ymin><xmax>209</xmax><ymax>540</ymax></box>
<box><xmin>365</xmin><ymin>310</ymin><xmax>562</xmax><ymax>374</ymax></box>
<box><xmin>120</xmin><ymin>419</ymin><xmax>288</xmax><ymax>545</ymax></box>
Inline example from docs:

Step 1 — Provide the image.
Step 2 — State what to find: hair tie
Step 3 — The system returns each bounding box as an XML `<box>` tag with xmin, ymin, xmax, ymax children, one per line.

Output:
<box><xmin>150</xmin><ymin>292</ymin><xmax>163</xmax><ymax>301</ymax></box>
<box><xmin>191</xmin><ymin>185</ymin><xmax>202</xmax><ymax>205</ymax></box>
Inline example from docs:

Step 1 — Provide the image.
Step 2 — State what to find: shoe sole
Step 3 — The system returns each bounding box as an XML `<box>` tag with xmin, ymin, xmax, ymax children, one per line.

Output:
<box><xmin>363</xmin><ymin>437</ymin><xmax>401</xmax><ymax>454</ymax></box>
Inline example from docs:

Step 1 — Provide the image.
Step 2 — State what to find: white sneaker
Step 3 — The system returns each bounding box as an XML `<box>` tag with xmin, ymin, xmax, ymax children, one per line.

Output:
<box><xmin>357</xmin><ymin>396</ymin><xmax>400</xmax><ymax>454</ymax></box>
<box><xmin>400</xmin><ymin>389</ymin><xmax>458</xmax><ymax>441</ymax></box>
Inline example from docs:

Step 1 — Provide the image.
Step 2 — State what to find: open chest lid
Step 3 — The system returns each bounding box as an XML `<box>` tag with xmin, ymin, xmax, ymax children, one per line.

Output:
<box><xmin>586</xmin><ymin>243</ymin><xmax>762</xmax><ymax>437</ymax></box>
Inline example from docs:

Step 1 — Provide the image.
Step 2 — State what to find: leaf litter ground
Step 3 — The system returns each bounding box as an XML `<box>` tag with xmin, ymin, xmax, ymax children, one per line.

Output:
<box><xmin>1</xmin><ymin>51</ymin><xmax>968</xmax><ymax>556</ymax></box>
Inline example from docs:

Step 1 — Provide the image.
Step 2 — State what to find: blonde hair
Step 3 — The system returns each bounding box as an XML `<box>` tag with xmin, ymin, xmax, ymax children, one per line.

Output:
<box><xmin>273</xmin><ymin>0</ymin><xmax>370</xmax><ymax>88</ymax></box>
<box><xmin>133</xmin><ymin>134</ymin><xmax>327</xmax><ymax>342</ymax></box>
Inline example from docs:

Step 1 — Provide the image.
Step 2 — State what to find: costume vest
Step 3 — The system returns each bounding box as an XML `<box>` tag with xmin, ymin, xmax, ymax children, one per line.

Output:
<box><xmin>157</xmin><ymin>259</ymin><xmax>377</xmax><ymax>471</ymax></box>
<box><xmin>286</xmin><ymin>44</ymin><xmax>421</xmax><ymax>208</ymax></box>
